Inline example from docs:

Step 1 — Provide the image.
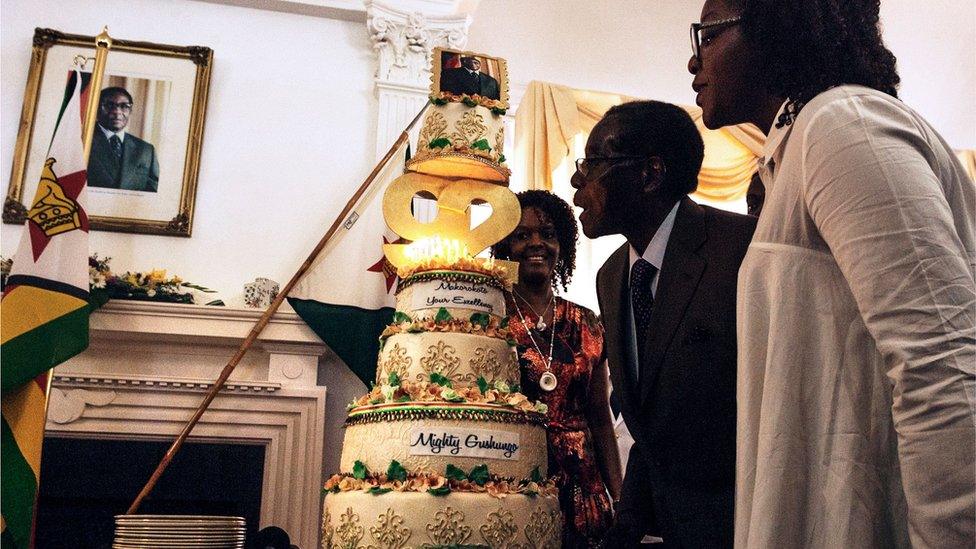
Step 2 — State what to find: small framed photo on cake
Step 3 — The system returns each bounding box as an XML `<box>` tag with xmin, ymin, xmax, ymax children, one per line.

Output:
<box><xmin>432</xmin><ymin>47</ymin><xmax>509</xmax><ymax>111</ymax></box>
<box><xmin>3</xmin><ymin>28</ymin><xmax>213</xmax><ymax>237</ymax></box>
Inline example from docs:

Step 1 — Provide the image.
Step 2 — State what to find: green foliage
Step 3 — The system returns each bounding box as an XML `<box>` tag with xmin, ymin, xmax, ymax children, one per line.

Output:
<box><xmin>471</xmin><ymin>139</ymin><xmax>492</xmax><ymax>151</ymax></box>
<box><xmin>462</xmin><ymin>97</ymin><xmax>478</xmax><ymax>107</ymax></box>
<box><xmin>445</xmin><ymin>464</ymin><xmax>467</xmax><ymax>481</ymax></box>
<box><xmin>428</xmin><ymin>485</ymin><xmax>452</xmax><ymax>496</ymax></box>
<box><xmin>468</xmin><ymin>464</ymin><xmax>490</xmax><ymax>486</ymax></box>
<box><xmin>429</xmin><ymin>137</ymin><xmax>452</xmax><ymax>149</ymax></box>
<box><xmin>367</xmin><ymin>486</ymin><xmax>392</xmax><ymax>495</ymax></box>
<box><xmin>491</xmin><ymin>107</ymin><xmax>507</xmax><ymax>116</ymax></box>
<box><xmin>434</xmin><ymin>307</ymin><xmax>453</xmax><ymax>323</ymax></box>
<box><xmin>469</xmin><ymin>312</ymin><xmax>490</xmax><ymax>329</ymax></box>
<box><xmin>499</xmin><ymin>316</ymin><xmax>509</xmax><ymax>329</ymax></box>
<box><xmin>498</xmin><ymin>154</ymin><xmax>506</xmax><ymax>163</ymax></box>
<box><xmin>429</xmin><ymin>372</ymin><xmax>453</xmax><ymax>387</ymax></box>
<box><xmin>393</xmin><ymin>311</ymin><xmax>412</xmax><ymax>324</ymax></box>
<box><xmin>386</xmin><ymin>460</ymin><xmax>407</xmax><ymax>482</ymax></box>
<box><xmin>476</xmin><ymin>376</ymin><xmax>490</xmax><ymax>395</ymax></box>
<box><xmin>388</xmin><ymin>371</ymin><xmax>401</xmax><ymax>386</ymax></box>
<box><xmin>353</xmin><ymin>460</ymin><xmax>368</xmax><ymax>480</ymax></box>
<box><xmin>530</xmin><ymin>466</ymin><xmax>543</xmax><ymax>483</ymax></box>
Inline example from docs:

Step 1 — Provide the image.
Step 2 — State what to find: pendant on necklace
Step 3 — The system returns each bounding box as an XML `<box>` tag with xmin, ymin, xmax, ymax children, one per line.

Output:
<box><xmin>539</xmin><ymin>371</ymin><xmax>558</xmax><ymax>392</ymax></box>
<box><xmin>535</xmin><ymin>318</ymin><xmax>547</xmax><ymax>331</ymax></box>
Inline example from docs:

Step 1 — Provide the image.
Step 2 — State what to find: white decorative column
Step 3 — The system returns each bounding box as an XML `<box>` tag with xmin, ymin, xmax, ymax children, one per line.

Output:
<box><xmin>365</xmin><ymin>0</ymin><xmax>473</xmax><ymax>156</ymax></box>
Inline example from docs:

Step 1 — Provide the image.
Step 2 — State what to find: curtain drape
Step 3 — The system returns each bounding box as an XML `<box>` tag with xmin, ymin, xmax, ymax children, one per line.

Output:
<box><xmin>514</xmin><ymin>80</ymin><xmax>766</xmax><ymax>203</ymax></box>
<box><xmin>956</xmin><ymin>149</ymin><xmax>976</xmax><ymax>181</ymax></box>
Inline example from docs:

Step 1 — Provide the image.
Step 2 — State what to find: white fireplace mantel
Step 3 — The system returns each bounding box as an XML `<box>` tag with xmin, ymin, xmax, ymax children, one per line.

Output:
<box><xmin>49</xmin><ymin>301</ymin><xmax>328</xmax><ymax>549</ymax></box>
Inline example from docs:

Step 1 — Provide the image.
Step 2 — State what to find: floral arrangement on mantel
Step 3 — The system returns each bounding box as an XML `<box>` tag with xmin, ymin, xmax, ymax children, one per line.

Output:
<box><xmin>0</xmin><ymin>254</ymin><xmax>218</xmax><ymax>307</ymax></box>
<box><xmin>89</xmin><ymin>254</ymin><xmax>219</xmax><ymax>307</ymax></box>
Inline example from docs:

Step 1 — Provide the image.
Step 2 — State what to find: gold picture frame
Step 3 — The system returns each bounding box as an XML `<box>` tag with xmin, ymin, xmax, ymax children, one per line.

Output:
<box><xmin>431</xmin><ymin>47</ymin><xmax>509</xmax><ymax>110</ymax></box>
<box><xmin>4</xmin><ymin>28</ymin><xmax>213</xmax><ymax>237</ymax></box>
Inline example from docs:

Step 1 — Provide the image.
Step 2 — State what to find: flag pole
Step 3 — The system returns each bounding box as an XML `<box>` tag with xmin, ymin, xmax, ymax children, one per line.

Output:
<box><xmin>126</xmin><ymin>101</ymin><xmax>431</xmax><ymax>514</ymax></box>
<box><xmin>81</xmin><ymin>28</ymin><xmax>113</xmax><ymax>161</ymax></box>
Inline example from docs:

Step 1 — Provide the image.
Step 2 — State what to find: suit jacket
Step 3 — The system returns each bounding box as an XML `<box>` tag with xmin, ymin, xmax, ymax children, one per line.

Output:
<box><xmin>88</xmin><ymin>130</ymin><xmax>159</xmax><ymax>192</ymax></box>
<box><xmin>596</xmin><ymin>197</ymin><xmax>756</xmax><ymax>547</ymax></box>
<box><xmin>439</xmin><ymin>67</ymin><xmax>500</xmax><ymax>100</ymax></box>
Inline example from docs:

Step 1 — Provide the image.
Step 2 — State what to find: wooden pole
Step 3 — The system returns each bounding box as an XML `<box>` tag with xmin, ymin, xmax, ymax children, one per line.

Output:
<box><xmin>126</xmin><ymin>102</ymin><xmax>430</xmax><ymax>514</ymax></box>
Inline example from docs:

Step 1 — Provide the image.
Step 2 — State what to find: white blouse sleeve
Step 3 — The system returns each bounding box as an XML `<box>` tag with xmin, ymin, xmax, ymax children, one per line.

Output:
<box><xmin>801</xmin><ymin>94</ymin><xmax>976</xmax><ymax>547</ymax></box>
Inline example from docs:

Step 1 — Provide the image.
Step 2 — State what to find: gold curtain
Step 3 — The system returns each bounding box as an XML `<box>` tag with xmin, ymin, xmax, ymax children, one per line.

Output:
<box><xmin>956</xmin><ymin>149</ymin><xmax>976</xmax><ymax>181</ymax></box>
<box><xmin>514</xmin><ymin>80</ymin><xmax>765</xmax><ymax>203</ymax></box>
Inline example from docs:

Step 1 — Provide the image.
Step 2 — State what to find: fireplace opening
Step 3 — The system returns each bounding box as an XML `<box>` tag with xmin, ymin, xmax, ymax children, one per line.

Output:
<box><xmin>36</xmin><ymin>436</ymin><xmax>265</xmax><ymax>548</ymax></box>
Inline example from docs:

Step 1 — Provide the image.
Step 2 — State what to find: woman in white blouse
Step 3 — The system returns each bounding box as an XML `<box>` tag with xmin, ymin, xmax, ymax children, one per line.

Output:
<box><xmin>688</xmin><ymin>1</ymin><xmax>975</xmax><ymax>548</ymax></box>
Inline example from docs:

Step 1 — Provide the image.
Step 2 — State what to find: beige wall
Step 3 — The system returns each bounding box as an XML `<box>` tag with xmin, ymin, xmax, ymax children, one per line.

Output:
<box><xmin>467</xmin><ymin>0</ymin><xmax>976</xmax><ymax>148</ymax></box>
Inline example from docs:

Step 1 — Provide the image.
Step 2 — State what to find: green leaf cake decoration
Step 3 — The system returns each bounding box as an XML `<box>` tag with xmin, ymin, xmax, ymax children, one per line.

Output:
<box><xmin>434</xmin><ymin>307</ymin><xmax>453</xmax><ymax>323</ymax></box>
<box><xmin>469</xmin><ymin>312</ymin><xmax>490</xmax><ymax>329</ymax></box>
<box><xmin>429</xmin><ymin>372</ymin><xmax>453</xmax><ymax>387</ymax></box>
<box><xmin>468</xmin><ymin>464</ymin><xmax>490</xmax><ymax>486</ymax></box>
<box><xmin>429</xmin><ymin>137</ymin><xmax>452</xmax><ymax>149</ymax></box>
<box><xmin>392</xmin><ymin>311</ymin><xmax>412</xmax><ymax>324</ymax></box>
<box><xmin>530</xmin><ymin>466</ymin><xmax>543</xmax><ymax>483</ymax></box>
<box><xmin>428</xmin><ymin>485</ymin><xmax>452</xmax><ymax>496</ymax></box>
<box><xmin>353</xmin><ymin>460</ymin><xmax>368</xmax><ymax>480</ymax></box>
<box><xmin>387</xmin><ymin>460</ymin><xmax>407</xmax><ymax>482</ymax></box>
<box><xmin>471</xmin><ymin>138</ymin><xmax>491</xmax><ymax>151</ymax></box>
<box><xmin>445</xmin><ymin>464</ymin><xmax>467</xmax><ymax>481</ymax></box>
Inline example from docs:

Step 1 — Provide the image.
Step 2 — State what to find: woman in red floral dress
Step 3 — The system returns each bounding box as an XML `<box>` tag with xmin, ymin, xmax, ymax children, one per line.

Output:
<box><xmin>494</xmin><ymin>190</ymin><xmax>621</xmax><ymax>548</ymax></box>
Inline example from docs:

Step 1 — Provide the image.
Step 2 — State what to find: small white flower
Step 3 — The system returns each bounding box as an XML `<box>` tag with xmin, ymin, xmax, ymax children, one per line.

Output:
<box><xmin>147</xmin><ymin>289</ymin><xmax>157</xmax><ymax>297</ymax></box>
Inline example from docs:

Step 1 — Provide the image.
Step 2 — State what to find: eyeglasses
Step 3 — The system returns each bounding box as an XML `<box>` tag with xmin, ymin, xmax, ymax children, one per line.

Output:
<box><xmin>690</xmin><ymin>15</ymin><xmax>742</xmax><ymax>60</ymax></box>
<box><xmin>574</xmin><ymin>156</ymin><xmax>646</xmax><ymax>179</ymax></box>
<box><xmin>100</xmin><ymin>101</ymin><xmax>133</xmax><ymax>113</ymax></box>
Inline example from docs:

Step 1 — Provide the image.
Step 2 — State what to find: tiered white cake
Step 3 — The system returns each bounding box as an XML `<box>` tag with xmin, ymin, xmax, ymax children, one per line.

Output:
<box><xmin>322</xmin><ymin>263</ymin><xmax>561</xmax><ymax>548</ymax></box>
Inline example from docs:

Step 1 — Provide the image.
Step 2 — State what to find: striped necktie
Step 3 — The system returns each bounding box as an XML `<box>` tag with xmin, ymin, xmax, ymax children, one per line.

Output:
<box><xmin>109</xmin><ymin>135</ymin><xmax>122</xmax><ymax>159</ymax></box>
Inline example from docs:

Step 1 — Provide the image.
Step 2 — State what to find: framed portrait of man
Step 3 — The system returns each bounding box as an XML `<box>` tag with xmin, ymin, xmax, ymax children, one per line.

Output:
<box><xmin>432</xmin><ymin>48</ymin><xmax>509</xmax><ymax>110</ymax></box>
<box><xmin>3</xmin><ymin>28</ymin><xmax>213</xmax><ymax>236</ymax></box>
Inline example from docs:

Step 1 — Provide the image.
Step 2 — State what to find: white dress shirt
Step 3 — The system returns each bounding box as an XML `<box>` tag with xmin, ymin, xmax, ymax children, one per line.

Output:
<box><xmin>98</xmin><ymin>124</ymin><xmax>126</xmax><ymax>143</ymax></box>
<box><xmin>736</xmin><ymin>85</ymin><xmax>975</xmax><ymax>548</ymax></box>
<box><xmin>627</xmin><ymin>200</ymin><xmax>679</xmax><ymax>298</ymax></box>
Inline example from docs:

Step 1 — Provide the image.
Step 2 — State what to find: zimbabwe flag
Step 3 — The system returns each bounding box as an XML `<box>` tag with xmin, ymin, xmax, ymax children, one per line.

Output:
<box><xmin>1</xmin><ymin>69</ymin><xmax>92</xmax><ymax>548</ymax></box>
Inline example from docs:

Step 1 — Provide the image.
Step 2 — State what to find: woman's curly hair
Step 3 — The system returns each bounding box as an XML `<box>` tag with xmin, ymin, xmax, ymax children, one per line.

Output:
<box><xmin>492</xmin><ymin>190</ymin><xmax>578</xmax><ymax>292</ymax></box>
<box><xmin>737</xmin><ymin>0</ymin><xmax>900</xmax><ymax>127</ymax></box>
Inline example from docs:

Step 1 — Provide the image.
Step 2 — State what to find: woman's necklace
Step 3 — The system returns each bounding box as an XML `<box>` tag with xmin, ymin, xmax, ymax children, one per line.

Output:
<box><xmin>512</xmin><ymin>293</ymin><xmax>558</xmax><ymax>392</ymax></box>
<box><xmin>512</xmin><ymin>289</ymin><xmax>554</xmax><ymax>331</ymax></box>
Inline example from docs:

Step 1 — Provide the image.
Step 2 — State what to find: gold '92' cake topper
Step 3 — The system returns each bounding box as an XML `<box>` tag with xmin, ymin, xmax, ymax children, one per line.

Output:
<box><xmin>381</xmin><ymin>172</ymin><xmax>520</xmax><ymax>271</ymax></box>
<box><xmin>431</xmin><ymin>48</ymin><xmax>509</xmax><ymax>111</ymax></box>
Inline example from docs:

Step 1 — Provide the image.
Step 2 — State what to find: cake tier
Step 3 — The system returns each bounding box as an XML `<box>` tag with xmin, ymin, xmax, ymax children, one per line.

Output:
<box><xmin>408</xmin><ymin>103</ymin><xmax>509</xmax><ymax>183</ymax></box>
<box><xmin>377</xmin><ymin>332</ymin><xmax>518</xmax><ymax>387</ymax></box>
<box><xmin>323</xmin><ymin>491</ymin><xmax>561</xmax><ymax>549</ymax></box>
<box><xmin>396</xmin><ymin>270</ymin><xmax>507</xmax><ymax>322</ymax></box>
<box><xmin>340</xmin><ymin>402</ymin><xmax>547</xmax><ymax>479</ymax></box>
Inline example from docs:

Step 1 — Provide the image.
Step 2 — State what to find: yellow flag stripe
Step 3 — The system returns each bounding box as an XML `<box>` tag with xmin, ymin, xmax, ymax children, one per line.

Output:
<box><xmin>1</xmin><ymin>285</ymin><xmax>87</xmax><ymax>345</ymax></box>
<box><xmin>1</xmin><ymin>381</ymin><xmax>48</xmax><ymax>478</ymax></box>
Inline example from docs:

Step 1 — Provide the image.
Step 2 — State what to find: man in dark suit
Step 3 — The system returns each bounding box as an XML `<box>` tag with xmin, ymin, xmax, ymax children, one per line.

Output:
<box><xmin>439</xmin><ymin>56</ymin><xmax>500</xmax><ymax>100</ymax></box>
<box><xmin>572</xmin><ymin>100</ymin><xmax>756</xmax><ymax>548</ymax></box>
<box><xmin>88</xmin><ymin>86</ymin><xmax>159</xmax><ymax>192</ymax></box>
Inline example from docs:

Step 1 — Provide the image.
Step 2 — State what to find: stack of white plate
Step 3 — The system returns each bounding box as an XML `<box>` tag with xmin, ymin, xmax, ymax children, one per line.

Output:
<box><xmin>113</xmin><ymin>515</ymin><xmax>246</xmax><ymax>548</ymax></box>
